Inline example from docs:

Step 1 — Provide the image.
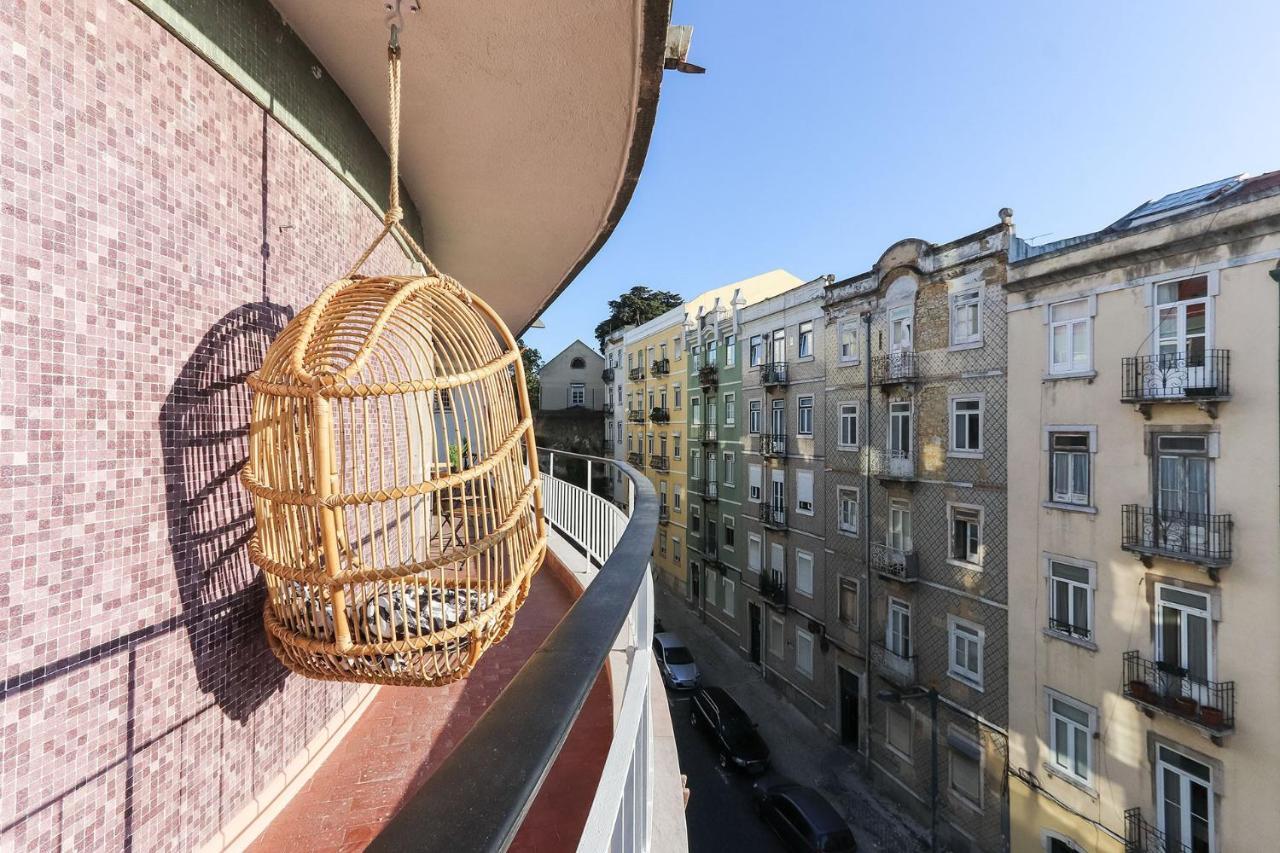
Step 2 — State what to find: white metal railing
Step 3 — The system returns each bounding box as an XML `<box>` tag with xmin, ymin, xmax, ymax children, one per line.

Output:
<box><xmin>541</xmin><ymin>450</ymin><xmax>656</xmax><ymax>853</ymax></box>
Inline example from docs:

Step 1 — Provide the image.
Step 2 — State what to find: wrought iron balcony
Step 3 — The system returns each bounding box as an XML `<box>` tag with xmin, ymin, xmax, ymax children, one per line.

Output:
<box><xmin>1120</xmin><ymin>505</ymin><xmax>1232</xmax><ymax>574</ymax></box>
<box><xmin>626</xmin><ymin>408</ymin><xmax>645</xmax><ymax>423</ymax></box>
<box><xmin>649</xmin><ymin>406</ymin><xmax>670</xmax><ymax>423</ymax></box>
<box><xmin>759</xmin><ymin>502</ymin><xmax>787</xmax><ymax>530</ymax></box>
<box><xmin>601</xmin><ymin>367</ymin><xmax>615</xmax><ymax>383</ymax></box>
<box><xmin>697</xmin><ymin>364</ymin><xmax>718</xmax><ymax>388</ymax></box>
<box><xmin>627</xmin><ymin>451</ymin><xmax>644</xmax><ymax>468</ymax></box>
<box><xmin>881</xmin><ymin>450</ymin><xmax>915</xmax><ymax>481</ymax></box>
<box><xmin>872</xmin><ymin>350</ymin><xmax>917</xmax><ymax>386</ymax></box>
<box><xmin>697</xmin><ymin>423</ymin><xmax>718</xmax><ymax>444</ymax></box>
<box><xmin>871</xmin><ymin>543</ymin><xmax>918</xmax><ymax>583</ymax></box>
<box><xmin>628</xmin><ymin>366</ymin><xmax>645</xmax><ymax>381</ymax></box>
<box><xmin>658</xmin><ymin>504</ymin><xmax>669</xmax><ymax>525</ymax></box>
<box><xmin>701</xmin><ymin>541</ymin><xmax>719</xmax><ymax>567</ymax></box>
<box><xmin>1121</xmin><ymin>349</ymin><xmax>1230</xmax><ymax>418</ymax></box>
<box><xmin>703</xmin><ymin>480</ymin><xmax>719</xmax><ymax>501</ymax></box>
<box><xmin>1047</xmin><ymin>617</ymin><xmax>1091</xmax><ymax>642</ymax></box>
<box><xmin>870</xmin><ymin>642</ymin><xmax>916</xmax><ymax>688</ymax></box>
<box><xmin>1124</xmin><ymin>808</ymin><xmax>1192</xmax><ymax>853</ymax></box>
<box><xmin>758</xmin><ymin>433</ymin><xmax>787</xmax><ymax>458</ymax></box>
<box><xmin>760</xmin><ymin>361</ymin><xmax>789</xmax><ymax>387</ymax></box>
<box><xmin>759</xmin><ymin>570</ymin><xmax>787</xmax><ymax>609</ymax></box>
<box><xmin>649</xmin><ymin>454</ymin><xmax>669</xmax><ymax>472</ymax></box>
<box><xmin>1122</xmin><ymin>651</ymin><xmax>1234</xmax><ymax>738</ymax></box>
<box><xmin>651</xmin><ymin>358</ymin><xmax>670</xmax><ymax>376</ymax></box>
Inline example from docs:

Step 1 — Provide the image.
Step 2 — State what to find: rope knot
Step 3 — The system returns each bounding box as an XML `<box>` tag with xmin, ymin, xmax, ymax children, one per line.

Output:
<box><xmin>383</xmin><ymin>205</ymin><xmax>404</xmax><ymax>226</ymax></box>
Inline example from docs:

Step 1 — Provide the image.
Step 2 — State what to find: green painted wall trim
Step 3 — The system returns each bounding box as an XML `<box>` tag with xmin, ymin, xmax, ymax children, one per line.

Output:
<box><xmin>130</xmin><ymin>0</ymin><xmax>426</xmax><ymax>252</ymax></box>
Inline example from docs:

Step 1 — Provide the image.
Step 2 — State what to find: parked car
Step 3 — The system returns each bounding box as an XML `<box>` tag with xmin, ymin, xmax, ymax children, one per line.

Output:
<box><xmin>752</xmin><ymin>778</ymin><xmax>857</xmax><ymax>852</ymax></box>
<box><xmin>689</xmin><ymin>686</ymin><xmax>770</xmax><ymax>773</ymax></box>
<box><xmin>653</xmin><ymin>632</ymin><xmax>700</xmax><ymax>689</ymax></box>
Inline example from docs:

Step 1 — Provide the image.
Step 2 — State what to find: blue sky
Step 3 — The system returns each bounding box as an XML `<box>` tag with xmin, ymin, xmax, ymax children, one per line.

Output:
<box><xmin>524</xmin><ymin>0</ymin><xmax>1280</xmax><ymax>359</ymax></box>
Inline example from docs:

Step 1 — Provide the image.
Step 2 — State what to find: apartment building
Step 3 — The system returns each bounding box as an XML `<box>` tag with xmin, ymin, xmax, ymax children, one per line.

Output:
<box><xmin>735</xmin><ymin>277</ymin><xmax>835</xmax><ymax>729</ymax></box>
<box><xmin>1005</xmin><ymin>174</ymin><xmax>1280</xmax><ymax>853</ymax></box>
<box><xmin>822</xmin><ymin>217</ymin><xmax>1013</xmax><ymax>853</ymax></box>
<box><xmin>537</xmin><ymin>339</ymin><xmax>606</xmax><ymax>410</ymax></box>
<box><xmin>604</xmin><ymin>329</ymin><xmax>627</xmax><ymax>468</ymax></box>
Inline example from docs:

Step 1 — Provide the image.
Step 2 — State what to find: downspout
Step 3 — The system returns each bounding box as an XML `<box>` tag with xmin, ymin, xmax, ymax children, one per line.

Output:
<box><xmin>1270</xmin><ymin>262</ymin><xmax>1280</xmax><ymax>532</ymax></box>
<box><xmin>862</xmin><ymin>309</ymin><xmax>874</xmax><ymax>774</ymax></box>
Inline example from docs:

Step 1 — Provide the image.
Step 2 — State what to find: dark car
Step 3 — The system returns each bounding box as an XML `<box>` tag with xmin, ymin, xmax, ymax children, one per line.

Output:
<box><xmin>689</xmin><ymin>686</ymin><xmax>770</xmax><ymax>773</ymax></box>
<box><xmin>752</xmin><ymin>779</ymin><xmax>857</xmax><ymax>852</ymax></box>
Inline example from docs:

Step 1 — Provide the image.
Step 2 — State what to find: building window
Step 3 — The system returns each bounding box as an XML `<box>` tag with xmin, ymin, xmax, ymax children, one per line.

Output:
<box><xmin>768</xmin><ymin>614</ymin><xmax>785</xmax><ymax>659</ymax></box>
<box><xmin>948</xmin><ymin>505</ymin><xmax>982</xmax><ymax>568</ymax></box>
<box><xmin>749</xmin><ymin>334</ymin><xmax>764</xmax><ymax>367</ymax></box>
<box><xmin>1049</xmin><ymin>432</ymin><xmax>1091</xmax><ymax>505</ymax></box>
<box><xmin>1155</xmin><ymin>744</ymin><xmax>1214</xmax><ymax>853</ymax></box>
<box><xmin>723</xmin><ymin>451</ymin><xmax>736</xmax><ymax>485</ymax></box>
<box><xmin>886</xmin><ymin>707</ymin><xmax>912</xmax><ymax>760</ymax></box>
<box><xmin>889</xmin><ymin>401</ymin><xmax>912</xmax><ymax>460</ymax></box>
<box><xmin>838</xmin><ymin>487</ymin><xmax>859</xmax><ymax>535</ymax></box>
<box><xmin>690</xmin><ymin>448</ymin><xmax>700</xmax><ymax>477</ymax></box>
<box><xmin>950</xmin><ymin>396</ymin><xmax>983</xmax><ymax>455</ymax></box>
<box><xmin>795</xmin><ymin>628</ymin><xmax>814</xmax><ymax>677</ymax></box>
<box><xmin>690</xmin><ymin>396</ymin><xmax>701</xmax><ymax>425</ymax></box>
<box><xmin>659</xmin><ymin>388</ymin><xmax>668</xmax><ymax>409</ymax></box>
<box><xmin>674</xmin><ymin>383</ymin><xmax>682</xmax><ymax>409</ymax></box>
<box><xmin>948</xmin><ymin>732</ymin><xmax>983</xmax><ymax>807</ymax></box>
<box><xmin>672</xmin><ymin>538</ymin><xmax>680</xmax><ymax>566</ymax></box>
<box><xmin>571</xmin><ymin>356</ymin><xmax>586</xmax><ymax>369</ymax></box>
<box><xmin>1155</xmin><ymin>583</ymin><xmax>1214</xmax><ymax>689</ymax></box>
<box><xmin>647</xmin><ymin>432</ymin><xmax>654</xmax><ymax>453</ymax></box>
<box><xmin>950</xmin><ymin>287</ymin><xmax>982</xmax><ymax>346</ymax></box>
<box><xmin>1049</xmin><ymin>298</ymin><xmax>1092</xmax><ymax>375</ymax></box>
<box><xmin>674</xmin><ymin>485</ymin><xmax>683</xmax><ymax>512</ymax></box>
<box><xmin>706</xmin><ymin>338</ymin><xmax>718</xmax><ymax>366</ymax></box>
<box><xmin>798</xmin><ymin>320</ymin><xmax>814</xmax><ymax>358</ymax></box>
<box><xmin>725</xmin><ymin>334</ymin><xmax>737</xmax><ymax>366</ymax></box>
<box><xmin>706</xmin><ymin>569</ymin><xmax>718</xmax><ymax>607</ymax></box>
<box><xmin>797</xmin><ymin>396</ymin><xmax>813</xmax><ymax>435</ymax></box>
<box><xmin>748</xmin><ymin>533</ymin><xmax>763</xmax><ymax>573</ymax></box>
<box><xmin>838</xmin><ymin>579</ymin><xmax>859</xmax><ymax>628</ymax></box>
<box><xmin>947</xmin><ymin>616</ymin><xmax>983</xmax><ymax>688</ymax></box>
<box><xmin>690</xmin><ymin>506</ymin><xmax>701</xmax><ymax>533</ymax></box>
<box><xmin>749</xmin><ymin>399</ymin><xmax>762</xmax><ymax>434</ymax></box>
<box><xmin>795</xmin><ymin>469</ymin><xmax>814</xmax><ymax>515</ymax></box>
<box><xmin>705</xmin><ymin>452</ymin><xmax>718</xmax><ymax>485</ymax></box>
<box><xmin>724</xmin><ymin>392</ymin><xmax>736</xmax><ymax>425</ymax></box>
<box><xmin>838</xmin><ymin>402</ymin><xmax>858</xmax><ymax>448</ymax></box>
<box><xmin>569</xmin><ymin>383</ymin><xmax>586</xmax><ymax>406</ymax></box>
<box><xmin>748</xmin><ymin>463</ymin><xmax>762</xmax><ymax>502</ymax></box>
<box><xmin>838</xmin><ymin>321</ymin><xmax>859</xmax><ymax>363</ymax></box>
<box><xmin>723</xmin><ymin>515</ymin><xmax>735</xmax><ymax>550</ymax></box>
<box><xmin>1048</xmin><ymin>693</ymin><xmax>1094</xmax><ymax>785</ymax></box>
<box><xmin>674</xmin><ymin>336</ymin><xmax>682</xmax><ymax>361</ymax></box>
<box><xmin>1044</xmin><ymin>833</ymin><xmax>1085</xmax><ymax>853</ymax></box>
<box><xmin>722</xmin><ymin>577</ymin><xmax>735</xmax><ymax>616</ymax></box>
<box><xmin>887</xmin><ymin>598</ymin><xmax>911</xmax><ymax>659</ymax></box>
<box><xmin>659</xmin><ymin>535</ymin><xmax>667</xmax><ymax>556</ymax></box>
<box><xmin>1047</xmin><ymin>558</ymin><xmax>1094</xmax><ymax>641</ymax></box>
<box><xmin>795</xmin><ymin>549</ymin><xmax>814</xmax><ymax>597</ymax></box>
<box><xmin>673</xmin><ymin>434</ymin><xmax>681</xmax><ymax>460</ymax></box>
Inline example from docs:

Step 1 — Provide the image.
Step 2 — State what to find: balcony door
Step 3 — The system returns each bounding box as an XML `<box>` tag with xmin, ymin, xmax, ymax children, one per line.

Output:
<box><xmin>768</xmin><ymin>541</ymin><xmax>785</xmax><ymax>586</ymax></box>
<box><xmin>1154</xmin><ymin>276</ymin><xmax>1213</xmax><ymax>395</ymax></box>
<box><xmin>889</xmin><ymin>306</ymin><xmax>913</xmax><ymax>353</ymax></box>
<box><xmin>770</xmin><ymin>471</ymin><xmax>785</xmax><ymax>521</ymax></box>
<box><xmin>1155</xmin><ymin>584</ymin><xmax>1213</xmax><ymax>705</ymax></box>
<box><xmin>1157</xmin><ymin>744</ymin><xmax>1213</xmax><ymax>853</ymax></box>
<box><xmin>770</xmin><ymin>400</ymin><xmax>785</xmax><ymax>454</ymax></box>
<box><xmin>889</xmin><ymin>402</ymin><xmax>912</xmax><ymax>475</ymax></box>
<box><xmin>888</xmin><ymin>500</ymin><xmax>912</xmax><ymax>553</ymax></box>
<box><xmin>771</xmin><ymin>329</ymin><xmax>786</xmax><ymax>364</ymax></box>
<box><xmin>886</xmin><ymin>598</ymin><xmax>911</xmax><ymax>659</ymax></box>
<box><xmin>1154</xmin><ymin>435</ymin><xmax>1210</xmax><ymax>550</ymax></box>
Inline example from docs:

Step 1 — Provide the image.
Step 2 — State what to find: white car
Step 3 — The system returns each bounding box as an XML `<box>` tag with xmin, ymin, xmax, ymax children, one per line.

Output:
<box><xmin>653</xmin><ymin>632</ymin><xmax>701</xmax><ymax>690</ymax></box>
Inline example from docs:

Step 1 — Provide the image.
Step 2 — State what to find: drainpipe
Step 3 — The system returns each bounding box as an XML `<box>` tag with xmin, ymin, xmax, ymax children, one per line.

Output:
<box><xmin>1270</xmin><ymin>262</ymin><xmax>1280</xmax><ymax>523</ymax></box>
<box><xmin>862</xmin><ymin>309</ymin><xmax>874</xmax><ymax>774</ymax></box>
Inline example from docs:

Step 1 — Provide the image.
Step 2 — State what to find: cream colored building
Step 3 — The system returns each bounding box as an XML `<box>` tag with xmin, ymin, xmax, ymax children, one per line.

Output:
<box><xmin>1005</xmin><ymin>173</ymin><xmax>1280</xmax><ymax>853</ymax></box>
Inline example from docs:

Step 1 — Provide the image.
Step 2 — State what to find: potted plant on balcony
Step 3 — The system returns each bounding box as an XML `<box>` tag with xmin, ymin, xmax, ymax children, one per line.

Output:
<box><xmin>1169</xmin><ymin>694</ymin><xmax>1199</xmax><ymax>718</ymax></box>
<box><xmin>1127</xmin><ymin>679</ymin><xmax>1153</xmax><ymax>703</ymax></box>
<box><xmin>1199</xmin><ymin>704</ymin><xmax>1225</xmax><ymax>729</ymax></box>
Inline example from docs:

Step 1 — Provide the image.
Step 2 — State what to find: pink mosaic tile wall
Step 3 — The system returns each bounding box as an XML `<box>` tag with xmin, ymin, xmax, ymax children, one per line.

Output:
<box><xmin>1</xmin><ymin>1</ymin><xmax>417</xmax><ymax>849</ymax></box>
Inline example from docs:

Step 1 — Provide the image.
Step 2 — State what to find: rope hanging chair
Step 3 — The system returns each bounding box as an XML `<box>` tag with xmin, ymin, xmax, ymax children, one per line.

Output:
<box><xmin>242</xmin><ymin>28</ymin><xmax>545</xmax><ymax>686</ymax></box>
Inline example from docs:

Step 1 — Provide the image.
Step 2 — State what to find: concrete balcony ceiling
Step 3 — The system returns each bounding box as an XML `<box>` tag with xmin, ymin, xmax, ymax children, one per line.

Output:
<box><xmin>271</xmin><ymin>0</ymin><xmax>671</xmax><ymax>333</ymax></box>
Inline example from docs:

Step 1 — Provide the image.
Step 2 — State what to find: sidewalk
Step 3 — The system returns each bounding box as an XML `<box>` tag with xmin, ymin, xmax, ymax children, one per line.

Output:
<box><xmin>655</xmin><ymin>585</ymin><xmax>928</xmax><ymax>853</ymax></box>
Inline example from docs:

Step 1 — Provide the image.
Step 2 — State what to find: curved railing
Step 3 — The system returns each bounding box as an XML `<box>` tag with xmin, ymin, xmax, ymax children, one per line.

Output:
<box><xmin>368</xmin><ymin>450</ymin><xmax>661</xmax><ymax>853</ymax></box>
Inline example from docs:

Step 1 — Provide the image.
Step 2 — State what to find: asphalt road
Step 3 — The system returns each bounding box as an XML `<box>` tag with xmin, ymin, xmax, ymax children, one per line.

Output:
<box><xmin>665</xmin><ymin>685</ymin><xmax>788</xmax><ymax>853</ymax></box>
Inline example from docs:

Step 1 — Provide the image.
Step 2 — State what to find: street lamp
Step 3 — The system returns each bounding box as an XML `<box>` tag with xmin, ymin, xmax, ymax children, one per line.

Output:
<box><xmin>876</xmin><ymin>686</ymin><xmax>939</xmax><ymax>852</ymax></box>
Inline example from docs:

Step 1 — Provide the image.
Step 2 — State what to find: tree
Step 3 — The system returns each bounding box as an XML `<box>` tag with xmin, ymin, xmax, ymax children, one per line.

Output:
<box><xmin>517</xmin><ymin>338</ymin><xmax>543</xmax><ymax>408</ymax></box>
<box><xmin>593</xmin><ymin>285</ymin><xmax>684</xmax><ymax>352</ymax></box>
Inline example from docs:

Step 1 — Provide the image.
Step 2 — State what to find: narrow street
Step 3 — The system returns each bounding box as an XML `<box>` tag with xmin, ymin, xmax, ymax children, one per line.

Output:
<box><xmin>656</xmin><ymin>585</ymin><xmax>926</xmax><ymax>853</ymax></box>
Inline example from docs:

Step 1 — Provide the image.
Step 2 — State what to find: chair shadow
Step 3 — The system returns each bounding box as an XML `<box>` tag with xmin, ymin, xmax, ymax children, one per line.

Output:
<box><xmin>160</xmin><ymin>301</ymin><xmax>295</xmax><ymax>723</ymax></box>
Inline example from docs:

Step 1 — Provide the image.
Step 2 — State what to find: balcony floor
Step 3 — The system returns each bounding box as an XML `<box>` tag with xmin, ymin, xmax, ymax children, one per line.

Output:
<box><xmin>249</xmin><ymin>568</ymin><xmax>610</xmax><ymax>853</ymax></box>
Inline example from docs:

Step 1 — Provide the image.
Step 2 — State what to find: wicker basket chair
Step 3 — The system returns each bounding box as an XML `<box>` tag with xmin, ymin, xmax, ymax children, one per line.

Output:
<box><xmin>241</xmin><ymin>39</ymin><xmax>544</xmax><ymax>686</ymax></box>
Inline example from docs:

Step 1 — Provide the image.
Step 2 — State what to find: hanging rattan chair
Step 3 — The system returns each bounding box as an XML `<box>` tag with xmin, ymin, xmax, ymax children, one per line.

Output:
<box><xmin>241</xmin><ymin>36</ymin><xmax>545</xmax><ymax>686</ymax></box>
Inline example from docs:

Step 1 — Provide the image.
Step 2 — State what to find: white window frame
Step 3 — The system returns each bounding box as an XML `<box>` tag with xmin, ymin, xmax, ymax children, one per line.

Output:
<box><xmin>1044</xmin><ymin>555</ymin><xmax>1095</xmax><ymax>643</ymax></box>
<box><xmin>947</xmin><ymin>503</ymin><xmax>983</xmax><ymax>569</ymax></box>
<box><xmin>748</xmin><ymin>399</ymin><xmax>763</xmax><ymax>434</ymax></box>
<box><xmin>721</xmin><ymin>576</ymin><xmax>735</xmax><ymax>616</ymax></box>
<box><xmin>673</xmin><ymin>485</ymin><xmax>683</xmax><ymax>512</ymax></box>
<box><xmin>795</xmin><ymin>549</ymin><xmax>814</xmax><ymax>597</ymax></box>
<box><xmin>747</xmin><ymin>533</ymin><xmax>763</xmax><ymax>574</ymax></box>
<box><xmin>723</xmin><ymin>392</ymin><xmax>736</xmax><ymax>426</ymax></box>
<box><xmin>1045</xmin><ymin>427</ymin><xmax>1096</xmax><ymax>508</ymax></box>
<box><xmin>569</xmin><ymin>383</ymin><xmax>586</xmax><ymax>407</ymax></box>
<box><xmin>947</xmin><ymin>615</ymin><xmax>984</xmax><ymax>689</ymax></box>
<box><xmin>947</xmin><ymin>729</ymin><xmax>984</xmax><ymax>809</ymax></box>
<box><xmin>706</xmin><ymin>568</ymin><xmax>718</xmax><ymax>607</ymax></box>
<box><xmin>1046</xmin><ymin>297</ymin><xmax>1095</xmax><ymax>376</ymax></box>
<box><xmin>795</xmin><ymin>627</ymin><xmax>814</xmax><ymax>677</ymax></box>
<box><xmin>837</xmin><ymin>487</ymin><xmax>859</xmax><ymax>536</ymax></box>
<box><xmin>885</xmin><ymin>706</ymin><xmax>913</xmax><ymax>761</ymax></box>
<box><xmin>887</xmin><ymin>597</ymin><xmax>911</xmax><ymax>659</ymax></box>
<box><xmin>725</xmin><ymin>334</ymin><xmax>737</xmax><ymax>367</ymax></box>
<box><xmin>838</xmin><ymin>320</ymin><xmax>860</xmax><ymax>363</ymax></box>
<box><xmin>723</xmin><ymin>451</ymin><xmax>736</xmax><ymax>485</ymax></box>
<box><xmin>673</xmin><ymin>434</ymin><xmax>682</xmax><ymax>460</ymax></box>
<box><xmin>722</xmin><ymin>514</ymin><xmax>735</xmax><ymax>551</ymax></box>
<box><xmin>795</xmin><ymin>469</ymin><xmax>815</xmax><ymax>515</ymax></box>
<box><xmin>838</xmin><ymin>401</ymin><xmax>859</xmax><ymax>449</ymax></box>
<box><xmin>768</xmin><ymin>613</ymin><xmax>785</xmax><ymax>659</ymax></box>
<box><xmin>748</xmin><ymin>463</ymin><xmax>763</xmax><ymax>502</ymax></box>
<box><xmin>798</xmin><ymin>320</ymin><xmax>814</xmax><ymax>359</ymax></box>
<box><xmin>1046</xmin><ymin>690</ymin><xmax>1095</xmax><ymax>787</ymax></box>
<box><xmin>673</xmin><ymin>383</ymin><xmax>682</xmax><ymax>409</ymax></box>
<box><xmin>797</xmin><ymin>395</ymin><xmax>814</xmax><ymax>436</ymax></box>
<box><xmin>949</xmin><ymin>286</ymin><xmax>982</xmax><ymax>347</ymax></box>
<box><xmin>948</xmin><ymin>394</ymin><xmax>984</xmax><ymax>457</ymax></box>
<box><xmin>690</xmin><ymin>448</ymin><xmax>700</xmax><ymax>478</ymax></box>
<box><xmin>749</xmin><ymin>334</ymin><xmax>764</xmax><ymax>367</ymax></box>
<box><xmin>690</xmin><ymin>505</ymin><xmax>701</xmax><ymax>533</ymax></box>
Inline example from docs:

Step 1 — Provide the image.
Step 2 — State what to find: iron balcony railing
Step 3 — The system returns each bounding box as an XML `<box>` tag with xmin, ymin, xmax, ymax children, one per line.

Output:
<box><xmin>759</xmin><ymin>570</ymin><xmax>787</xmax><ymax>608</ymax></box>
<box><xmin>759</xmin><ymin>501</ymin><xmax>787</xmax><ymax>529</ymax></box>
<box><xmin>872</xmin><ymin>350</ymin><xmax>918</xmax><ymax>385</ymax></box>
<box><xmin>1124</xmin><ymin>808</ymin><xmax>1194</xmax><ymax>853</ymax></box>
<box><xmin>758</xmin><ymin>433</ymin><xmax>787</xmax><ymax>458</ymax></box>
<box><xmin>1122</xmin><ymin>651</ymin><xmax>1234</xmax><ymax>735</ymax></box>
<box><xmin>697</xmin><ymin>364</ymin><xmax>718</xmax><ymax>387</ymax></box>
<box><xmin>649</xmin><ymin>406</ymin><xmax>670</xmax><ymax>423</ymax></box>
<box><xmin>628</xmin><ymin>366</ymin><xmax>645</xmax><ymax>381</ymax></box>
<box><xmin>371</xmin><ymin>450</ymin><xmax>664</xmax><ymax>852</ymax></box>
<box><xmin>626</xmin><ymin>408</ymin><xmax>645</xmax><ymax>423</ymax></box>
<box><xmin>871</xmin><ymin>543</ymin><xmax>918</xmax><ymax>582</ymax></box>
<box><xmin>651</xmin><ymin>358</ymin><xmax>670</xmax><ymax>376</ymax></box>
<box><xmin>883</xmin><ymin>450</ymin><xmax>914</xmax><ymax>480</ymax></box>
<box><xmin>870</xmin><ymin>642</ymin><xmax>916</xmax><ymax>688</ymax></box>
<box><xmin>760</xmin><ymin>361</ymin><xmax>788</xmax><ymax>387</ymax></box>
<box><xmin>627</xmin><ymin>451</ymin><xmax>644</xmax><ymax>468</ymax></box>
<box><xmin>1121</xmin><ymin>349</ymin><xmax>1230</xmax><ymax>404</ymax></box>
<box><xmin>701</xmin><ymin>541</ymin><xmax>719</xmax><ymax>566</ymax></box>
<box><xmin>697</xmin><ymin>423</ymin><xmax>718</xmax><ymax>443</ymax></box>
<box><xmin>703</xmin><ymin>480</ymin><xmax>719</xmax><ymax>501</ymax></box>
<box><xmin>1047</xmin><ymin>616</ymin><xmax>1091</xmax><ymax>641</ymax></box>
<box><xmin>658</xmin><ymin>504</ymin><xmax>669</xmax><ymax>524</ymax></box>
<box><xmin>649</xmin><ymin>454</ymin><xmax>669</xmax><ymax>472</ymax></box>
<box><xmin>601</xmin><ymin>367</ymin><xmax>615</xmax><ymax>383</ymax></box>
<box><xmin>1120</xmin><ymin>505</ymin><xmax>1232</xmax><ymax>569</ymax></box>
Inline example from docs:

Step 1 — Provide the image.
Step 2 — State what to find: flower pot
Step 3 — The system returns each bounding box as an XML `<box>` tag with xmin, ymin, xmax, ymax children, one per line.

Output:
<box><xmin>1171</xmin><ymin>696</ymin><xmax>1199</xmax><ymax>718</ymax></box>
<box><xmin>1199</xmin><ymin>705</ymin><xmax>1225</xmax><ymax>729</ymax></box>
<box><xmin>1127</xmin><ymin>680</ymin><xmax>1152</xmax><ymax>702</ymax></box>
